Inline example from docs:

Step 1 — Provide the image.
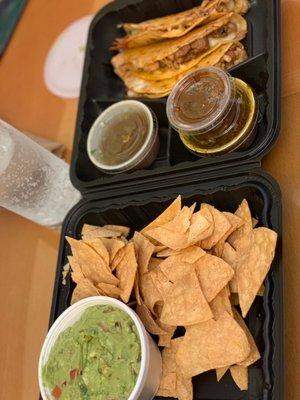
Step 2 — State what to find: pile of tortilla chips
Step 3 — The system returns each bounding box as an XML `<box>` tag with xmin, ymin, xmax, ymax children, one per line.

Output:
<box><xmin>66</xmin><ymin>195</ymin><xmax>277</xmax><ymax>399</ymax></box>
<box><xmin>111</xmin><ymin>0</ymin><xmax>249</xmax><ymax>98</ymax></box>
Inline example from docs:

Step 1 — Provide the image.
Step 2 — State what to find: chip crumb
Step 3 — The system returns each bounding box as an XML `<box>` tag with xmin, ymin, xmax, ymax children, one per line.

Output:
<box><xmin>61</xmin><ymin>263</ymin><xmax>70</xmax><ymax>285</ymax></box>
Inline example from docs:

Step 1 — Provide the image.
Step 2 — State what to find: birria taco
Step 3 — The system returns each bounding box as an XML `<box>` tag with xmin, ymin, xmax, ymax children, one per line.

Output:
<box><xmin>113</xmin><ymin>0</ymin><xmax>249</xmax><ymax>49</ymax></box>
<box><xmin>123</xmin><ymin>42</ymin><xmax>247</xmax><ymax>98</ymax></box>
<box><xmin>112</xmin><ymin>13</ymin><xmax>247</xmax><ymax>82</ymax></box>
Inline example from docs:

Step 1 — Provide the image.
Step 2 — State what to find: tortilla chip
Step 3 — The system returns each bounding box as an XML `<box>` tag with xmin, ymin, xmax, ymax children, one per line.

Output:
<box><xmin>146</xmin><ymin>226</ymin><xmax>187</xmax><ymax>250</ymax></box>
<box><xmin>144</xmin><ymin>202</ymin><xmax>196</xmax><ymax>250</ymax></box>
<box><xmin>156</xmin><ymin>248</ymin><xmax>178</xmax><ymax>258</ymax></box>
<box><xmin>216</xmin><ymin>367</ymin><xmax>228</xmax><ymax>381</ymax></box>
<box><xmin>157</xmin><ymin>372</ymin><xmax>177</xmax><ymax>397</ymax></box>
<box><xmin>160</xmin><ymin>270</ymin><xmax>213</xmax><ymax>326</ymax></box>
<box><xmin>148</xmin><ymin>257</ymin><xmax>163</xmax><ymax>271</ymax></box>
<box><xmin>161</xmin><ymin>206</ymin><xmax>192</xmax><ymax>233</ymax></box>
<box><xmin>101</xmin><ymin>238</ymin><xmax>125</xmax><ymax>264</ymax></box>
<box><xmin>158</xmin><ymin>336</ymin><xmax>186</xmax><ymax>366</ymax></box>
<box><xmin>142</xmin><ymin>196</ymin><xmax>181</xmax><ymax>233</ymax></box>
<box><xmin>221</xmin><ymin>242</ymin><xmax>238</xmax><ymax>292</ymax></box>
<box><xmin>159</xmin><ymin>258</ymin><xmax>195</xmax><ymax>283</ymax></box>
<box><xmin>252</xmin><ymin>217</ymin><xmax>258</xmax><ymax>228</ymax></box>
<box><xmin>71</xmin><ymin>278</ymin><xmax>99</xmax><ymax>304</ymax></box>
<box><xmin>136</xmin><ymin>302</ymin><xmax>167</xmax><ymax>335</ymax></box>
<box><xmin>187</xmin><ymin>210</ymin><xmax>211</xmax><ymax>244</ymax></box>
<box><xmin>67</xmin><ymin>255</ymin><xmax>84</xmax><ymax>284</ymax></box>
<box><xmin>257</xmin><ymin>284</ymin><xmax>265</xmax><ymax>296</ymax></box>
<box><xmin>110</xmin><ymin>246</ymin><xmax>126</xmax><ymax>272</ymax></box>
<box><xmin>176</xmin><ymin>372</ymin><xmax>193</xmax><ymax>400</ymax></box>
<box><xmin>81</xmin><ymin>224</ymin><xmax>128</xmax><ymax>240</ymax></box>
<box><xmin>153</xmin><ymin>301</ymin><xmax>164</xmax><ymax>317</ymax></box>
<box><xmin>157</xmin><ymin>245</ymin><xmax>206</xmax><ymax>261</ymax></box>
<box><xmin>213</xmin><ymin>212</ymin><xmax>244</xmax><ymax>257</ymax></box>
<box><xmin>157</xmin><ymin>338</ymin><xmax>193</xmax><ymax>400</ymax></box>
<box><xmin>146</xmin><ymin>207</ymin><xmax>211</xmax><ymax>250</ymax></box>
<box><xmin>133</xmin><ymin>231</ymin><xmax>155</xmax><ymax>275</ymax></box>
<box><xmin>195</xmin><ymin>206</ymin><xmax>215</xmax><ymax>242</ymax></box>
<box><xmin>149</xmin><ymin>267</ymin><xmax>173</xmax><ymax>300</ymax></box>
<box><xmin>157</xmin><ymin>323</ymin><xmax>176</xmax><ymax>347</ymax></box>
<box><xmin>147</xmin><ymin>207</ymin><xmax>191</xmax><ymax>250</ymax></box>
<box><xmin>158</xmin><ymin>335</ymin><xmax>172</xmax><ymax>347</ymax></box>
<box><xmin>139</xmin><ymin>271</ymin><xmax>164</xmax><ymax>313</ymax></box>
<box><xmin>66</xmin><ymin>237</ymin><xmax>118</xmax><ymax>285</ymax></box>
<box><xmin>96</xmin><ymin>282</ymin><xmax>121</xmax><ymax>299</ymax></box>
<box><xmin>120</xmin><ymin>236</ymin><xmax>128</xmax><ymax>244</ymax></box>
<box><xmin>153</xmin><ymin>244</ymin><xmax>166</xmax><ymax>252</ymax></box>
<box><xmin>223</xmin><ymin>211</ymin><xmax>245</xmax><ymax>231</ymax></box>
<box><xmin>230</xmin><ymin>365</ymin><xmax>248</xmax><ymax>390</ymax></box>
<box><xmin>232</xmin><ymin>308</ymin><xmax>260</xmax><ymax>367</ymax></box>
<box><xmin>210</xmin><ymin>287</ymin><xmax>233</xmax><ymax>318</ymax></box>
<box><xmin>104</xmin><ymin>225</ymin><xmax>130</xmax><ymax>237</ymax></box>
<box><xmin>84</xmin><ymin>238</ymin><xmax>110</xmax><ymax>266</ymax></box>
<box><xmin>115</xmin><ymin>242</ymin><xmax>137</xmax><ymax>303</ymax></box>
<box><xmin>201</xmin><ymin>204</ymin><xmax>232</xmax><ymax>250</ymax></box>
<box><xmin>227</xmin><ymin>199</ymin><xmax>253</xmax><ymax>253</ymax></box>
<box><xmin>230</xmin><ymin>292</ymin><xmax>239</xmax><ymax>305</ymax></box>
<box><xmin>195</xmin><ymin>253</ymin><xmax>234</xmax><ymax>302</ymax></box>
<box><xmin>176</xmin><ymin>312</ymin><xmax>250</xmax><ymax>377</ymax></box>
<box><xmin>237</xmin><ymin>227</ymin><xmax>277</xmax><ymax>317</ymax></box>
<box><xmin>160</xmin><ymin>245</ymin><xmax>205</xmax><ymax>264</ymax></box>
<box><xmin>134</xmin><ymin>274</ymin><xmax>142</xmax><ymax>305</ymax></box>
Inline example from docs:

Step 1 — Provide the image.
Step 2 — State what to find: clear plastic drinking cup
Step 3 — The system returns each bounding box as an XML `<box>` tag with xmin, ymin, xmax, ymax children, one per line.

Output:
<box><xmin>38</xmin><ymin>296</ymin><xmax>162</xmax><ymax>400</ymax></box>
<box><xmin>0</xmin><ymin>119</ymin><xmax>81</xmax><ymax>227</ymax></box>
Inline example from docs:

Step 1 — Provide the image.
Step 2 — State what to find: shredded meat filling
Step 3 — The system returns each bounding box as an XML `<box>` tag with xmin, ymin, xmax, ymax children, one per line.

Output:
<box><xmin>144</xmin><ymin>37</ymin><xmax>210</xmax><ymax>71</ymax></box>
<box><xmin>141</xmin><ymin>22</ymin><xmax>239</xmax><ymax>73</ymax></box>
<box><xmin>216</xmin><ymin>45</ymin><xmax>247</xmax><ymax>69</ymax></box>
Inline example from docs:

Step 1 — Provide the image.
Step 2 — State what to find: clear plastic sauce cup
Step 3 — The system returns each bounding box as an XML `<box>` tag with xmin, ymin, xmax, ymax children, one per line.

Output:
<box><xmin>87</xmin><ymin>100</ymin><xmax>159</xmax><ymax>173</ymax></box>
<box><xmin>166</xmin><ymin>66</ymin><xmax>258</xmax><ymax>156</ymax></box>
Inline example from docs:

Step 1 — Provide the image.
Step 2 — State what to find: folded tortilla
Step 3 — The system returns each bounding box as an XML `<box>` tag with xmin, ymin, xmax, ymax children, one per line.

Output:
<box><xmin>124</xmin><ymin>42</ymin><xmax>247</xmax><ymax>98</ymax></box>
<box><xmin>112</xmin><ymin>13</ymin><xmax>247</xmax><ymax>81</ymax></box>
<box><xmin>113</xmin><ymin>0</ymin><xmax>249</xmax><ymax>49</ymax></box>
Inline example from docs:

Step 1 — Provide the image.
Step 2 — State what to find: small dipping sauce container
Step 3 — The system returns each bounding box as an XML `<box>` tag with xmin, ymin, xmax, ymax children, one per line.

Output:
<box><xmin>87</xmin><ymin>100</ymin><xmax>159</xmax><ymax>173</ymax></box>
<box><xmin>166</xmin><ymin>66</ymin><xmax>258</xmax><ymax>156</ymax></box>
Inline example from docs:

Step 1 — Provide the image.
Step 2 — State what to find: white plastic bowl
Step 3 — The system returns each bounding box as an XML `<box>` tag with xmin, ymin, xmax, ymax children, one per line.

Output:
<box><xmin>38</xmin><ymin>296</ymin><xmax>162</xmax><ymax>400</ymax></box>
<box><xmin>87</xmin><ymin>100</ymin><xmax>159</xmax><ymax>174</ymax></box>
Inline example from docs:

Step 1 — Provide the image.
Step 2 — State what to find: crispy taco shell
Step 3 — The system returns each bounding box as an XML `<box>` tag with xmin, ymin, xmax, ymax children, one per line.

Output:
<box><xmin>113</xmin><ymin>0</ymin><xmax>249</xmax><ymax>49</ymax></box>
<box><xmin>112</xmin><ymin>14</ymin><xmax>247</xmax><ymax>81</ymax></box>
<box><xmin>123</xmin><ymin>42</ymin><xmax>247</xmax><ymax>98</ymax></box>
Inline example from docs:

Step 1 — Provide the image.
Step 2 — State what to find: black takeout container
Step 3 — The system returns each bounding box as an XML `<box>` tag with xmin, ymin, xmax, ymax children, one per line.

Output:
<box><xmin>70</xmin><ymin>0</ymin><xmax>280</xmax><ymax>193</ymax></box>
<box><xmin>50</xmin><ymin>168</ymin><xmax>283</xmax><ymax>400</ymax></box>
<box><xmin>45</xmin><ymin>0</ymin><xmax>283</xmax><ymax>399</ymax></box>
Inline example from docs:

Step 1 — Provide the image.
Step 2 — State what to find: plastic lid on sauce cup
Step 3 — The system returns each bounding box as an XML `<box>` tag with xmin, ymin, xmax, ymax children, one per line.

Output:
<box><xmin>87</xmin><ymin>100</ymin><xmax>158</xmax><ymax>174</ymax></box>
<box><xmin>166</xmin><ymin>66</ymin><xmax>234</xmax><ymax>134</ymax></box>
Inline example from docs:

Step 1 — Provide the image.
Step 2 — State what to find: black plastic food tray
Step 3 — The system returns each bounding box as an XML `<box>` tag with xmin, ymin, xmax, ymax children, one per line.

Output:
<box><xmin>49</xmin><ymin>168</ymin><xmax>283</xmax><ymax>400</ymax></box>
<box><xmin>71</xmin><ymin>0</ymin><xmax>280</xmax><ymax>193</ymax></box>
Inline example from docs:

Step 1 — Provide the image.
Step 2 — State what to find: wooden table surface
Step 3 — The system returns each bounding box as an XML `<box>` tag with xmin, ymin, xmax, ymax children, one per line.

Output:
<box><xmin>0</xmin><ymin>0</ymin><xmax>298</xmax><ymax>399</ymax></box>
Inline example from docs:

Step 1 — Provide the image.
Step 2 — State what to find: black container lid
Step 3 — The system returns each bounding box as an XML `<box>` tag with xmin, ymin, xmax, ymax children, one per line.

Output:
<box><xmin>70</xmin><ymin>0</ymin><xmax>281</xmax><ymax>195</ymax></box>
<box><xmin>49</xmin><ymin>167</ymin><xmax>283</xmax><ymax>400</ymax></box>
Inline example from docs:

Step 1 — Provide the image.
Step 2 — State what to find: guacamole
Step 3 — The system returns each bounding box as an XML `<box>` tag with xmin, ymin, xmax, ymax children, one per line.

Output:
<box><xmin>42</xmin><ymin>305</ymin><xmax>141</xmax><ymax>400</ymax></box>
